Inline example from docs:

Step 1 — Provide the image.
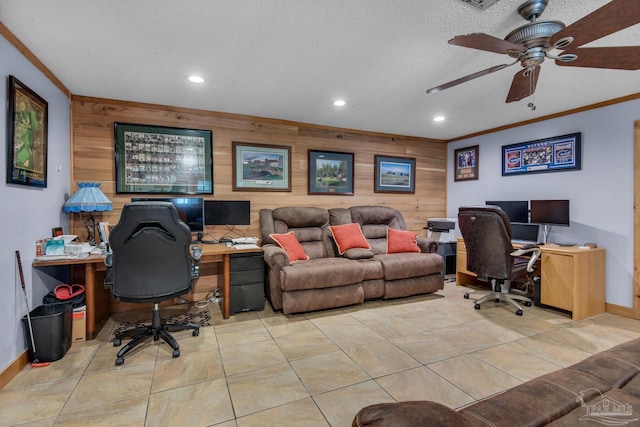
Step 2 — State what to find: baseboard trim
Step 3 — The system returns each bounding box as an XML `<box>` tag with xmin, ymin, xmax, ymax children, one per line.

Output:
<box><xmin>0</xmin><ymin>351</ymin><xmax>28</xmax><ymax>390</ymax></box>
<box><xmin>606</xmin><ymin>303</ymin><xmax>635</xmax><ymax>319</ymax></box>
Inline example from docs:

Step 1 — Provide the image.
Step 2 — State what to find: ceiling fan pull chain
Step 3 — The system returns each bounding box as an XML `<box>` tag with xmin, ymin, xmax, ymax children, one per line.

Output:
<box><xmin>527</xmin><ymin>67</ymin><xmax>536</xmax><ymax>111</ymax></box>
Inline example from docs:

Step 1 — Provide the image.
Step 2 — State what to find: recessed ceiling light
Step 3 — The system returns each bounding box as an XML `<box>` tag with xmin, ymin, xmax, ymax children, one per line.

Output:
<box><xmin>188</xmin><ymin>75</ymin><xmax>204</xmax><ymax>83</ymax></box>
<box><xmin>433</xmin><ymin>115</ymin><xmax>445</xmax><ymax>122</ymax></box>
<box><xmin>333</xmin><ymin>100</ymin><xmax>346</xmax><ymax>107</ymax></box>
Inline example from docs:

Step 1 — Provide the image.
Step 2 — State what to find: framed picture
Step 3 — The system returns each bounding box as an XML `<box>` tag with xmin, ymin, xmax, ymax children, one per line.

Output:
<box><xmin>114</xmin><ymin>123</ymin><xmax>213</xmax><ymax>194</ymax></box>
<box><xmin>6</xmin><ymin>75</ymin><xmax>48</xmax><ymax>188</ymax></box>
<box><xmin>502</xmin><ymin>132</ymin><xmax>581</xmax><ymax>176</ymax></box>
<box><xmin>374</xmin><ymin>155</ymin><xmax>416</xmax><ymax>193</ymax></box>
<box><xmin>232</xmin><ymin>141</ymin><xmax>291</xmax><ymax>191</ymax></box>
<box><xmin>454</xmin><ymin>145</ymin><xmax>479</xmax><ymax>182</ymax></box>
<box><xmin>308</xmin><ymin>150</ymin><xmax>354</xmax><ymax>195</ymax></box>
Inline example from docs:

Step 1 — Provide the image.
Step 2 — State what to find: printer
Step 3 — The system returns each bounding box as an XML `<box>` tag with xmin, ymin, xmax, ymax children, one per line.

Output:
<box><xmin>426</xmin><ymin>218</ymin><xmax>460</xmax><ymax>243</ymax></box>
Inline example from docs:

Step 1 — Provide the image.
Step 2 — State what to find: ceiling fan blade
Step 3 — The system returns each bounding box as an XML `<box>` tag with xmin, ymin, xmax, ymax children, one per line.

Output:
<box><xmin>550</xmin><ymin>0</ymin><xmax>640</xmax><ymax>49</ymax></box>
<box><xmin>556</xmin><ymin>47</ymin><xmax>640</xmax><ymax>70</ymax></box>
<box><xmin>427</xmin><ymin>63</ymin><xmax>510</xmax><ymax>94</ymax></box>
<box><xmin>449</xmin><ymin>33</ymin><xmax>526</xmax><ymax>55</ymax></box>
<box><xmin>506</xmin><ymin>66</ymin><xmax>540</xmax><ymax>103</ymax></box>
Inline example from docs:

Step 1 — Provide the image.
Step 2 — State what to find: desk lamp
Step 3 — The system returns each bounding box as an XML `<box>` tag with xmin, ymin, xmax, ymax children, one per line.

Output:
<box><xmin>63</xmin><ymin>182</ymin><xmax>113</xmax><ymax>245</ymax></box>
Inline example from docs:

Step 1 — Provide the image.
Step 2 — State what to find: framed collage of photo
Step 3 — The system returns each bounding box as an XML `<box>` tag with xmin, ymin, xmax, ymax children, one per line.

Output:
<box><xmin>232</xmin><ymin>141</ymin><xmax>291</xmax><ymax>191</ymax></box>
<box><xmin>374</xmin><ymin>155</ymin><xmax>416</xmax><ymax>193</ymax></box>
<box><xmin>6</xmin><ymin>75</ymin><xmax>48</xmax><ymax>188</ymax></box>
<box><xmin>502</xmin><ymin>133</ymin><xmax>582</xmax><ymax>176</ymax></box>
<box><xmin>454</xmin><ymin>145</ymin><xmax>479</xmax><ymax>182</ymax></box>
<box><xmin>308</xmin><ymin>150</ymin><xmax>354</xmax><ymax>195</ymax></box>
<box><xmin>114</xmin><ymin>123</ymin><xmax>213</xmax><ymax>194</ymax></box>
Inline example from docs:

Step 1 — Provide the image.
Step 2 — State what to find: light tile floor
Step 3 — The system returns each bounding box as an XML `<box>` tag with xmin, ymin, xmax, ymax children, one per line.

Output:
<box><xmin>3</xmin><ymin>281</ymin><xmax>640</xmax><ymax>426</ymax></box>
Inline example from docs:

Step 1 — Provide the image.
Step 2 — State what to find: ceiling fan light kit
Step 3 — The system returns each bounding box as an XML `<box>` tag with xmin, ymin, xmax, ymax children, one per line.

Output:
<box><xmin>427</xmin><ymin>0</ymin><xmax>640</xmax><ymax>107</ymax></box>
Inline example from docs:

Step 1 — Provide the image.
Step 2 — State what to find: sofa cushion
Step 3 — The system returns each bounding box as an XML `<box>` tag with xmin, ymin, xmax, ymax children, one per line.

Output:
<box><xmin>387</xmin><ymin>228</ymin><xmax>420</xmax><ymax>254</ymax></box>
<box><xmin>461</xmin><ymin>369</ymin><xmax>611</xmax><ymax>427</ymax></box>
<box><xmin>329</xmin><ymin>223</ymin><xmax>371</xmax><ymax>254</ymax></box>
<box><xmin>376</xmin><ymin>253</ymin><xmax>443</xmax><ymax>280</ymax></box>
<box><xmin>270</xmin><ymin>232</ymin><xmax>309</xmax><ymax>262</ymax></box>
<box><xmin>280</xmin><ymin>257</ymin><xmax>364</xmax><ymax>291</ymax></box>
<box><xmin>343</xmin><ymin>248</ymin><xmax>375</xmax><ymax>260</ymax></box>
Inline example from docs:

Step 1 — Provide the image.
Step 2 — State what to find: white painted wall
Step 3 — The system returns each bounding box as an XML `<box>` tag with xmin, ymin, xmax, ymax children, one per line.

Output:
<box><xmin>1</xmin><ymin>34</ymin><xmax>70</xmax><ymax>372</ymax></box>
<box><xmin>448</xmin><ymin>99</ymin><xmax>639</xmax><ymax>308</ymax></box>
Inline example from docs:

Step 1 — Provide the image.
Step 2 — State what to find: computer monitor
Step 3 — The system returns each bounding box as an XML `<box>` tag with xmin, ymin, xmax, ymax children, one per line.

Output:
<box><xmin>510</xmin><ymin>223</ymin><xmax>540</xmax><ymax>243</ymax></box>
<box><xmin>130</xmin><ymin>197</ymin><xmax>204</xmax><ymax>233</ymax></box>
<box><xmin>204</xmin><ymin>200</ymin><xmax>251</xmax><ymax>226</ymax></box>
<box><xmin>485</xmin><ymin>200</ymin><xmax>529</xmax><ymax>223</ymax></box>
<box><xmin>530</xmin><ymin>199</ymin><xmax>570</xmax><ymax>226</ymax></box>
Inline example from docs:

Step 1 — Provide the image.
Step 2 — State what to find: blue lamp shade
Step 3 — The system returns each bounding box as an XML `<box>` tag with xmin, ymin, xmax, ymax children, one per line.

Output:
<box><xmin>63</xmin><ymin>182</ymin><xmax>113</xmax><ymax>213</ymax></box>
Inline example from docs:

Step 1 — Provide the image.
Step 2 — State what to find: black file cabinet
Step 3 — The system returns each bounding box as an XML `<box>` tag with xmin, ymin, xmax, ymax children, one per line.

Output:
<box><xmin>229</xmin><ymin>252</ymin><xmax>265</xmax><ymax>314</ymax></box>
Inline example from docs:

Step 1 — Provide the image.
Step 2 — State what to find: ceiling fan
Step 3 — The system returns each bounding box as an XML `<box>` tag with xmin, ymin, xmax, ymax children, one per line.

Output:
<box><xmin>426</xmin><ymin>0</ymin><xmax>640</xmax><ymax>108</ymax></box>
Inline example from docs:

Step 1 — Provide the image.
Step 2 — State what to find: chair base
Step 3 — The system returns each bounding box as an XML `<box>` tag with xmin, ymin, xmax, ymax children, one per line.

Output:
<box><xmin>464</xmin><ymin>280</ymin><xmax>532</xmax><ymax>316</ymax></box>
<box><xmin>113</xmin><ymin>303</ymin><xmax>200</xmax><ymax>365</ymax></box>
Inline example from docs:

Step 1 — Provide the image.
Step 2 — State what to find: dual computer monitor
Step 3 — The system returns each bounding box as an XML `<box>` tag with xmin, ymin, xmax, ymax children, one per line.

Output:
<box><xmin>130</xmin><ymin>197</ymin><xmax>250</xmax><ymax>233</ymax></box>
<box><xmin>486</xmin><ymin>199</ymin><xmax>570</xmax><ymax>243</ymax></box>
<box><xmin>485</xmin><ymin>199</ymin><xmax>570</xmax><ymax>227</ymax></box>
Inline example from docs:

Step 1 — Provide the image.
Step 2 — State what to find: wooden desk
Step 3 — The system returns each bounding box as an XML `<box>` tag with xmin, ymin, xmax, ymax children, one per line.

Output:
<box><xmin>32</xmin><ymin>255</ymin><xmax>110</xmax><ymax>339</ymax></box>
<box><xmin>456</xmin><ymin>237</ymin><xmax>606</xmax><ymax>320</ymax></box>
<box><xmin>33</xmin><ymin>245</ymin><xmax>262</xmax><ymax>339</ymax></box>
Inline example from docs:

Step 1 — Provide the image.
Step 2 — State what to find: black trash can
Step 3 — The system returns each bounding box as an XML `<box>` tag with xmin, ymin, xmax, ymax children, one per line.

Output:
<box><xmin>22</xmin><ymin>304</ymin><xmax>73</xmax><ymax>362</ymax></box>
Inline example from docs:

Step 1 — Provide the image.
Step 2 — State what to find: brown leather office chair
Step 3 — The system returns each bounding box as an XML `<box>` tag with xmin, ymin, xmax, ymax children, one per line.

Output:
<box><xmin>105</xmin><ymin>202</ymin><xmax>203</xmax><ymax>365</ymax></box>
<box><xmin>458</xmin><ymin>205</ymin><xmax>540</xmax><ymax>316</ymax></box>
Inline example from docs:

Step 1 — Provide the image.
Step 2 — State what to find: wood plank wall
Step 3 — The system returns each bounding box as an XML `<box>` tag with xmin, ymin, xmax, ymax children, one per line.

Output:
<box><xmin>70</xmin><ymin>96</ymin><xmax>448</xmax><ymax>241</ymax></box>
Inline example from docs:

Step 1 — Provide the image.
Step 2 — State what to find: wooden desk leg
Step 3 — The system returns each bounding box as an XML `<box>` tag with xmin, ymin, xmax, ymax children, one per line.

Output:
<box><xmin>84</xmin><ymin>263</ymin><xmax>97</xmax><ymax>339</ymax></box>
<box><xmin>219</xmin><ymin>253</ymin><xmax>231</xmax><ymax>319</ymax></box>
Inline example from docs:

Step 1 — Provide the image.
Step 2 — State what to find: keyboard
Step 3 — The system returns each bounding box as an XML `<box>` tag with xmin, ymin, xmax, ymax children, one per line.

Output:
<box><xmin>511</xmin><ymin>239</ymin><xmax>537</xmax><ymax>245</ymax></box>
<box><xmin>232</xmin><ymin>244</ymin><xmax>260</xmax><ymax>250</ymax></box>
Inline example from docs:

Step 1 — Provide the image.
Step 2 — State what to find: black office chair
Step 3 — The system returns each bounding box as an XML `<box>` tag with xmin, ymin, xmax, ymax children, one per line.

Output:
<box><xmin>458</xmin><ymin>205</ymin><xmax>541</xmax><ymax>316</ymax></box>
<box><xmin>105</xmin><ymin>202</ymin><xmax>203</xmax><ymax>365</ymax></box>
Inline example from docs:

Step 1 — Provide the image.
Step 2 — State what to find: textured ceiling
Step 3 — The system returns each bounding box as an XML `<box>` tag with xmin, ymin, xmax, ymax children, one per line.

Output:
<box><xmin>1</xmin><ymin>0</ymin><xmax>638</xmax><ymax>140</ymax></box>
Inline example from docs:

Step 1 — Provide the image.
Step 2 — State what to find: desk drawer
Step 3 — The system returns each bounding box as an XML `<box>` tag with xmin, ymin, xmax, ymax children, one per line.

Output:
<box><xmin>230</xmin><ymin>269</ymin><xmax>264</xmax><ymax>286</ymax></box>
<box><xmin>230</xmin><ymin>253</ymin><xmax>264</xmax><ymax>271</ymax></box>
<box><xmin>230</xmin><ymin>283</ymin><xmax>265</xmax><ymax>313</ymax></box>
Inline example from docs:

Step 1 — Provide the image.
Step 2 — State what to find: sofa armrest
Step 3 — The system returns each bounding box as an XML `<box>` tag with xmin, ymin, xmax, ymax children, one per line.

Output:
<box><xmin>353</xmin><ymin>401</ymin><xmax>473</xmax><ymax>427</ymax></box>
<box><xmin>416</xmin><ymin>237</ymin><xmax>438</xmax><ymax>254</ymax></box>
<box><xmin>262</xmin><ymin>244</ymin><xmax>290</xmax><ymax>311</ymax></box>
<box><xmin>263</xmin><ymin>244</ymin><xmax>290</xmax><ymax>267</ymax></box>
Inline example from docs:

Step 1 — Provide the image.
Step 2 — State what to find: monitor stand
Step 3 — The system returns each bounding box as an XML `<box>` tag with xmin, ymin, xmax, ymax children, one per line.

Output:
<box><xmin>541</xmin><ymin>225</ymin><xmax>550</xmax><ymax>245</ymax></box>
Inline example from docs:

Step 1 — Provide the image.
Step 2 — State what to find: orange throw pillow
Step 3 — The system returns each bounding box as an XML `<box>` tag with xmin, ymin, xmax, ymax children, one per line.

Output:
<box><xmin>387</xmin><ymin>228</ymin><xmax>420</xmax><ymax>254</ymax></box>
<box><xmin>270</xmin><ymin>231</ymin><xmax>309</xmax><ymax>262</ymax></box>
<box><xmin>329</xmin><ymin>223</ymin><xmax>371</xmax><ymax>255</ymax></box>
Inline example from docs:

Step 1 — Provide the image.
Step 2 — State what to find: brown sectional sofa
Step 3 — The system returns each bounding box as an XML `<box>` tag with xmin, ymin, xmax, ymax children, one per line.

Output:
<box><xmin>353</xmin><ymin>336</ymin><xmax>640</xmax><ymax>426</ymax></box>
<box><xmin>259</xmin><ymin>205</ymin><xmax>444</xmax><ymax>315</ymax></box>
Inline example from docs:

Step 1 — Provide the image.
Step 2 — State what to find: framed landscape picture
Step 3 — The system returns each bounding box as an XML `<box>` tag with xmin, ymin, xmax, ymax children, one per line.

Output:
<box><xmin>374</xmin><ymin>155</ymin><xmax>416</xmax><ymax>193</ymax></box>
<box><xmin>6</xmin><ymin>75</ymin><xmax>48</xmax><ymax>188</ymax></box>
<box><xmin>454</xmin><ymin>145</ymin><xmax>479</xmax><ymax>182</ymax></box>
<box><xmin>308</xmin><ymin>150</ymin><xmax>354</xmax><ymax>195</ymax></box>
<box><xmin>232</xmin><ymin>141</ymin><xmax>291</xmax><ymax>191</ymax></box>
<box><xmin>114</xmin><ymin>123</ymin><xmax>213</xmax><ymax>194</ymax></box>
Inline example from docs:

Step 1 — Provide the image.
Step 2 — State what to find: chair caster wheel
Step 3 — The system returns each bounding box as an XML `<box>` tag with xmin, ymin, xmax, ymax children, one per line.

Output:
<box><xmin>524</xmin><ymin>301</ymin><xmax>532</xmax><ymax>307</ymax></box>
<box><xmin>495</xmin><ymin>298</ymin><xmax>500</xmax><ymax>303</ymax></box>
<box><xmin>115</xmin><ymin>357</ymin><xmax>124</xmax><ymax>366</ymax></box>
<box><xmin>464</xmin><ymin>293</ymin><xmax>470</xmax><ymax>299</ymax></box>
<box><xmin>516</xmin><ymin>309</ymin><xmax>523</xmax><ymax>316</ymax></box>
<box><xmin>193</xmin><ymin>329</ymin><xmax>199</xmax><ymax>337</ymax></box>
<box><xmin>474</xmin><ymin>304</ymin><xmax>481</xmax><ymax>310</ymax></box>
<box><xmin>113</xmin><ymin>338</ymin><xmax>121</xmax><ymax>347</ymax></box>
<box><xmin>172</xmin><ymin>349</ymin><xmax>180</xmax><ymax>358</ymax></box>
